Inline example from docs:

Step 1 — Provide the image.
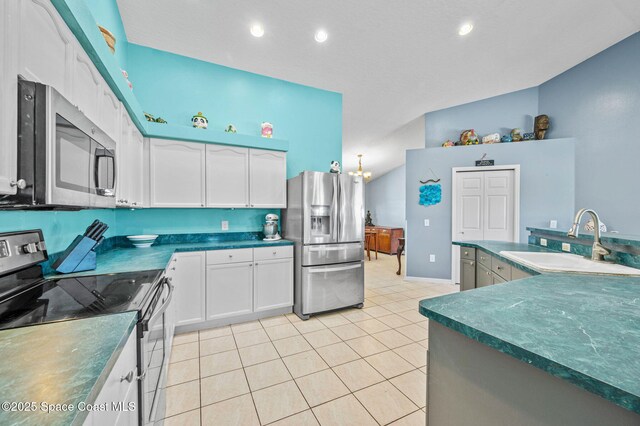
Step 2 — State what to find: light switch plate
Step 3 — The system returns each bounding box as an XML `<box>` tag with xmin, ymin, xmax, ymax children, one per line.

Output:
<box><xmin>562</xmin><ymin>242</ymin><xmax>571</xmax><ymax>252</ymax></box>
<box><xmin>540</xmin><ymin>238</ymin><xmax>548</xmax><ymax>247</ymax></box>
<box><xmin>221</xmin><ymin>221</ymin><xmax>229</xmax><ymax>231</ymax></box>
<box><xmin>549</xmin><ymin>220</ymin><xmax>558</xmax><ymax>229</ymax></box>
<box><xmin>429</xmin><ymin>254</ymin><xmax>436</xmax><ymax>262</ymax></box>
<box><xmin>424</xmin><ymin>219</ymin><xmax>430</xmax><ymax>227</ymax></box>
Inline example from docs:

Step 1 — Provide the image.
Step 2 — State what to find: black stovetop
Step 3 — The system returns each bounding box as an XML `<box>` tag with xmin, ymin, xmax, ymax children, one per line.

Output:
<box><xmin>0</xmin><ymin>267</ymin><xmax>163</xmax><ymax>330</ymax></box>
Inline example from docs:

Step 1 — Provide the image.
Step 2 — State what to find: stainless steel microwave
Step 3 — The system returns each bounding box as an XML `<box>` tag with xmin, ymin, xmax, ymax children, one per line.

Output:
<box><xmin>0</xmin><ymin>79</ymin><xmax>117</xmax><ymax>209</ymax></box>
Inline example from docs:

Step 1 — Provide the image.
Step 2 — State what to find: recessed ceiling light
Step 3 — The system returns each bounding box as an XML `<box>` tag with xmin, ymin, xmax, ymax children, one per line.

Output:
<box><xmin>250</xmin><ymin>24</ymin><xmax>264</xmax><ymax>38</ymax></box>
<box><xmin>458</xmin><ymin>23</ymin><xmax>473</xmax><ymax>36</ymax></box>
<box><xmin>314</xmin><ymin>29</ymin><xmax>328</xmax><ymax>43</ymax></box>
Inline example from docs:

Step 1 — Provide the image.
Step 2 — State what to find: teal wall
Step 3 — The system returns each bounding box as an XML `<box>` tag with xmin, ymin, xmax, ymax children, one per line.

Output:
<box><xmin>84</xmin><ymin>0</ymin><xmax>128</xmax><ymax>69</ymax></box>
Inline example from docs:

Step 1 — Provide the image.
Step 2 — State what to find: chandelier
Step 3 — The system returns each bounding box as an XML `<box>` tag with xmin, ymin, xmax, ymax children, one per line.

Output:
<box><xmin>348</xmin><ymin>154</ymin><xmax>372</xmax><ymax>181</ymax></box>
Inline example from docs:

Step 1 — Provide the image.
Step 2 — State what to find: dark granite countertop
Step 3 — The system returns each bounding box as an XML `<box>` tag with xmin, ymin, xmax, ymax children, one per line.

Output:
<box><xmin>0</xmin><ymin>312</ymin><xmax>138</xmax><ymax>425</ymax></box>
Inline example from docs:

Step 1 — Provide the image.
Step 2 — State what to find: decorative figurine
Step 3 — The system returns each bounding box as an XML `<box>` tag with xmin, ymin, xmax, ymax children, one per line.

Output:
<box><xmin>225</xmin><ymin>124</ymin><xmax>237</xmax><ymax>133</ymax></box>
<box><xmin>121</xmin><ymin>69</ymin><xmax>133</xmax><ymax>90</ymax></box>
<box><xmin>482</xmin><ymin>133</ymin><xmax>501</xmax><ymax>144</ymax></box>
<box><xmin>442</xmin><ymin>140</ymin><xmax>455</xmax><ymax>147</ymax></box>
<box><xmin>192</xmin><ymin>112</ymin><xmax>208</xmax><ymax>129</ymax></box>
<box><xmin>261</xmin><ymin>122</ymin><xmax>273</xmax><ymax>138</ymax></box>
<box><xmin>98</xmin><ymin>25</ymin><xmax>116</xmax><ymax>54</ymax></box>
<box><xmin>534</xmin><ymin>114</ymin><xmax>550</xmax><ymax>140</ymax></box>
<box><xmin>144</xmin><ymin>112</ymin><xmax>167</xmax><ymax>124</ymax></box>
<box><xmin>365</xmin><ymin>210</ymin><xmax>374</xmax><ymax>226</ymax></box>
<box><xmin>501</xmin><ymin>134</ymin><xmax>512</xmax><ymax>143</ymax></box>
<box><xmin>522</xmin><ymin>132</ymin><xmax>535</xmax><ymax>141</ymax></box>
<box><xmin>460</xmin><ymin>129</ymin><xmax>479</xmax><ymax>145</ymax></box>
<box><xmin>510</xmin><ymin>128</ymin><xmax>523</xmax><ymax>142</ymax></box>
<box><xmin>329</xmin><ymin>160</ymin><xmax>341</xmax><ymax>174</ymax></box>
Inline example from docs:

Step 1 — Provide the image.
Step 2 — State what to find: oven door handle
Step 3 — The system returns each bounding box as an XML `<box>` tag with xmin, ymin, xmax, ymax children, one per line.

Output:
<box><xmin>141</xmin><ymin>278</ymin><xmax>174</xmax><ymax>332</ymax></box>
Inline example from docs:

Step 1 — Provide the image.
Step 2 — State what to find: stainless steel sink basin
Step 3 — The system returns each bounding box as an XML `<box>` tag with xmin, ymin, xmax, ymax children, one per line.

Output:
<box><xmin>499</xmin><ymin>251</ymin><xmax>640</xmax><ymax>276</ymax></box>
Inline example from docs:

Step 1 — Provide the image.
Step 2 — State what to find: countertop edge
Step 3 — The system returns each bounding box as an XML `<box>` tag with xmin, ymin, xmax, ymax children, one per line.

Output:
<box><xmin>453</xmin><ymin>241</ymin><xmax>542</xmax><ymax>275</ymax></box>
<box><xmin>419</xmin><ymin>302</ymin><xmax>640</xmax><ymax>415</ymax></box>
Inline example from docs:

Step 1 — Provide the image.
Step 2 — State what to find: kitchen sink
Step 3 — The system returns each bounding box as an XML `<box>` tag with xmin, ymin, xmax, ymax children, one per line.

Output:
<box><xmin>499</xmin><ymin>251</ymin><xmax>640</xmax><ymax>276</ymax></box>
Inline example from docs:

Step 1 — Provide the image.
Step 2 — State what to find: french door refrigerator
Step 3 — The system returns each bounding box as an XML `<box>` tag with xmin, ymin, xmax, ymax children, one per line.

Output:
<box><xmin>282</xmin><ymin>171</ymin><xmax>365</xmax><ymax>319</ymax></box>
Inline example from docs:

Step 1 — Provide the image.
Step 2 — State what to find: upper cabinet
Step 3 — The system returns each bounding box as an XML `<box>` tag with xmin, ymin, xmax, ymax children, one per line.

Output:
<box><xmin>0</xmin><ymin>1</ymin><xmax>17</xmax><ymax>194</ymax></box>
<box><xmin>149</xmin><ymin>139</ymin><xmax>206</xmax><ymax>207</ymax></box>
<box><xmin>72</xmin><ymin>48</ymin><xmax>102</xmax><ymax>125</ymax></box>
<box><xmin>206</xmin><ymin>145</ymin><xmax>250</xmax><ymax>208</ymax></box>
<box><xmin>249</xmin><ymin>149</ymin><xmax>287</xmax><ymax>208</ymax></box>
<box><xmin>117</xmin><ymin>108</ymin><xmax>144</xmax><ymax>208</ymax></box>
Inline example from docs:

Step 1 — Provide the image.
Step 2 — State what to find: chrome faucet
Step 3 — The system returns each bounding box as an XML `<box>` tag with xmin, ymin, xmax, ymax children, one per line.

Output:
<box><xmin>567</xmin><ymin>208</ymin><xmax>611</xmax><ymax>262</ymax></box>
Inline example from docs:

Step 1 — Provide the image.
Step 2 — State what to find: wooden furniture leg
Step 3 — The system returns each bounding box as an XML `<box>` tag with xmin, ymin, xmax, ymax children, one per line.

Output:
<box><xmin>365</xmin><ymin>234</ymin><xmax>371</xmax><ymax>261</ymax></box>
<box><xmin>396</xmin><ymin>238</ymin><xmax>406</xmax><ymax>275</ymax></box>
<box><xmin>373</xmin><ymin>232</ymin><xmax>378</xmax><ymax>259</ymax></box>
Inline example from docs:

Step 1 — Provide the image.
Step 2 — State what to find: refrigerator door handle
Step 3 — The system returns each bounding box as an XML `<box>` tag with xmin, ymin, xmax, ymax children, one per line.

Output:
<box><xmin>331</xmin><ymin>175</ymin><xmax>339</xmax><ymax>242</ymax></box>
<box><xmin>308</xmin><ymin>263</ymin><xmax>363</xmax><ymax>274</ymax></box>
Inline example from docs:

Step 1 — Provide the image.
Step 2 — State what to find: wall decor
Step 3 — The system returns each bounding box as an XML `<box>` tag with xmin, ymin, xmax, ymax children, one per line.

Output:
<box><xmin>534</xmin><ymin>114</ymin><xmax>550</xmax><ymax>140</ymax></box>
<box><xmin>482</xmin><ymin>133</ymin><xmax>501</xmax><ymax>144</ymax></box>
<box><xmin>120</xmin><ymin>69</ymin><xmax>133</xmax><ymax>90</ymax></box>
<box><xmin>261</xmin><ymin>122</ymin><xmax>273</xmax><ymax>138</ymax></box>
<box><xmin>511</xmin><ymin>128</ymin><xmax>523</xmax><ymax>141</ymax></box>
<box><xmin>460</xmin><ymin>129</ymin><xmax>479</xmax><ymax>145</ymax></box>
<box><xmin>419</xmin><ymin>168</ymin><xmax>441</xmax><ymax>184</ymax></box>
<box><xmin>97</xmin><ymin>25</ymin><xmax>116</xmax><ymax>54</ymax></box>
<box><xmin>419</xmin><ymin>183</ymin><xmax>442</xmax><ymax>206</ymax></box>
<box><xmin>475</xmin><ymin>154</ymin><xmax>495</xmax><ymax>166</ymax></box>
<box><xmin>225</xmin><ymin>124</ymin><xmax>237</xmax><ymax>133</ymax></box>
<box><xmin>329</xmin><ymin>160</ymin><xmax>341</xmax><ymax>174</ymax></box>
<box><xmin>501</xmin><ymin>134</ymin><xmax>512</xmax><ymax>142</ymax></box>
<box><xmin>192</xmin><ymin>112</ymin><xmax>208</xmax><ymax>129</ymax></box>
<box><xmin>442</xmin><ymin>139</ymin><xmax>455</xmax><ymax>147</ymax></box>
<box><xmin>522</xmin><ymin>132</ymin><xmax>535</xmax><ymax>140</ymax></box>
<box><xmin>144</xmin><ymin>112</ymin><xmax>167</xmax><ymax>123</ymax></box>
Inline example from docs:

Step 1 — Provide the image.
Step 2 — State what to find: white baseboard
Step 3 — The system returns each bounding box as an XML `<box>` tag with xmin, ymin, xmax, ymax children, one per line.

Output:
<box><xmin>404</xmin><ymin>276</ymin><xmax>455</xmax><ymax>285</ymax></box>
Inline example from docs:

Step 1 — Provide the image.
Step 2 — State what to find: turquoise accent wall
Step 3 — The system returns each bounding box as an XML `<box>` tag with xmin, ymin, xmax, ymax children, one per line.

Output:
<box><xmin>84</xmin><ymin>0</ymin><xmax>128</xmax><ymax>69</ymax></box>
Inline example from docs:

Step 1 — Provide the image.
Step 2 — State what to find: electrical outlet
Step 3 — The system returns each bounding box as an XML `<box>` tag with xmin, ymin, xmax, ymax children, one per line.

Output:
<box><xmin>562</xmin><ymin>242</ymin><xmax>571</xmax><ymax>252</ymax></box>
<box><xmin>540</xmin><ymin>238</ymin><xmax>548</xmax><ymax>247</ymax></box>
<box><xmin>221</xmin><ymin>221</ymin><xmax>229</xmax><ymax>231</ymax></box>
<box><xmin>429</xmin><ymin>254</ymin><xmax>436</xmax><ymax>262</ymax></box>
<box><xmin>424</xmin><ymin>219</ymin><xmax>430</xmax><ymax>227</ymax></box>
<box><xmin>549</xmin><ymin>220</ymin><xmax>558</xmax><ymax>229</ymax></box>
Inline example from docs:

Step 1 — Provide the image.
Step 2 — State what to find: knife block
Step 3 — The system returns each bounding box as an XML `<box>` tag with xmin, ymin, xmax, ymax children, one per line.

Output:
<box><xmin>52</xmin><ymin>235</ymin><xmax>99</xmax><ymax>274</ymax></box>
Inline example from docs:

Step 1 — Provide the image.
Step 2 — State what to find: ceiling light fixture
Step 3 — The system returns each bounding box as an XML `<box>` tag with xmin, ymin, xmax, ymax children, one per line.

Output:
<box><xmin>348</xmin><ymin>154</ymin><xmax>372</xmax><ymax>181</ymax></box>
<box><xmin>250</xmin><ymin>23</ymin><xmax>265</xmax><ymax>38</ymax></box>
<box><xmin>314</xmin><ymin>29</ymin><xmax>328</xmax><ymax>43</ymax></box>
<box><xmin>458</xmin><ymin>23</ymin><xmax>473</xmax><ymax>36</ymax></box>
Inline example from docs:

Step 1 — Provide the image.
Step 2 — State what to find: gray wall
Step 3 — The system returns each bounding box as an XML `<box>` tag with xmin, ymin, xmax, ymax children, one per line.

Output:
<box><xmin>425</xmin><ymin>87</ymin><xmax>539</xmax><ymax>148</ymax></box>
<box><xmin>405</xmin><ymin>140</ymin><xmax>576</xmax><ymax>280</ymax></box>
<box><xmin>538</xmin><ymin>32</ymin><xmax>640</xmax><ymax>233</ymax></box>
<box><xmin>365</xmin><ymin>165</ymin><xmax>406</xmax><ymax>228</ymax></box>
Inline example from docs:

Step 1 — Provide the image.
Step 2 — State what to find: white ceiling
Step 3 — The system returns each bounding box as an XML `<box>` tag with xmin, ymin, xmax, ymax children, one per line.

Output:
<box><xmin>117</xmin><ymin>0</ymin><xmax>640</xmax><ymax>178</ymax></box>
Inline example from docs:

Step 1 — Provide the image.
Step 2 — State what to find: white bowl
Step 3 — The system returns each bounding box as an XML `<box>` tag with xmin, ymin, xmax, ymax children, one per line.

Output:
<box><xmin>127</xmin><ymin>235</ymin><xmax>158</xmax><ymax>248</ymax></box>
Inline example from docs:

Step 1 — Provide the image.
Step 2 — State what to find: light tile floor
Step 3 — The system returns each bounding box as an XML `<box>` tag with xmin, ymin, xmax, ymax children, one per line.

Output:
<box><xmin>162</xmin><ymin>254</ymin><xmax>459</xmax><ymax>426</ymax></box>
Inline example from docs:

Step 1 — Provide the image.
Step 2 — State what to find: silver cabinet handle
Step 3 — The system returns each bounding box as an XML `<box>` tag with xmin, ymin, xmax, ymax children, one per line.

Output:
<box><xmin>497</xmin><ymin>266</ymin><xmax>504</xmax><ymax>270</ymax></box>
<box><xmin>464</xmin><ymin>251</ymin><xmax>469</xmax><ymax>256</ymax></box>
<box><xmin>470</xmin><ymin>261</ymin><xmax>474</xmax><ymax>266</ymax></box>
<box><xmin>273</xmin><ymin>251</ymin><xmax>277</xmax><ymax>255</ymax></box>
<box><xmin>120</xmin><ymin>370</ymin><xmax>135</xmax><ymax>383</ymax></box>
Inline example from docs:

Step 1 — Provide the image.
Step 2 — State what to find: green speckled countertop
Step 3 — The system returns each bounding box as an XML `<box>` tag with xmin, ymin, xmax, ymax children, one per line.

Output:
<box><xmin>420</xmin><ymin>241</ymin><xmax>640</xmax><ymax>414</ymax></box>
<box><xmin>0</xmin><ymin>312</ymin><xmax>137</xmax><ymax>425</ymax></box>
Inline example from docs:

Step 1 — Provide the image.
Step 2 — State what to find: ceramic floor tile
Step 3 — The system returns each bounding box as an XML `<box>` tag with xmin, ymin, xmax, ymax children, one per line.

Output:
<box><xmin>390</xmin><ymin>410</ymin><xmax>427</xmax><ymax>426</ymax></box>
<box><xmin>393</xmin><ymin>343</ymin><xmax>427</xmax><ymax>368</ymax></box>
<box><xmin>353</xmin><ymin>318</ymin><xmax>391</xmax><ymax>334</ymax></box>
<box><xmin>385</xmin><ymin>293</ymin><xmax>409</xmax><ymax>302</ymax></box>
<box><xmin>378</xmin><ymin>314</ymin><xmax>412</xmax><ymax>328</ymax></box>
<box><xmin>331</xmin><ymin>323</ymin><xmax>368</xmax><ymax>341</ymax></box>
<box><xmin>372</xmin><ymin>329</ymin><xmax>413</xmax><ymax>349</ymax></box>
<box><xmin>166</xmin><ymin>358</ymin><xmax>199</xmax><ymax>387</ymax></box>
<box><xmin>164</xmin><ymin>380</ymin><xmax>200</xmax><ymax>418</ymax></box>
<box><xmin>354</xmin><ymin>381</ymin><xmax>418</xmax><ymax>425</ymax></box>
<box><xmin>231</xmin><ymin>320</ymin><xmax>263</xmax><ymax>334</ymax></box>
<box><xmin>370</xmin><ymin>286</ymin><xmax>397</xmax><ymax>295</ymax></box>
<box><xmin>238</xmin><ymin>341</ymin><xmax>280</xmax><ymax>366</ymax></box>
<box><xmin>286</xmin><ymin>313</ymin><xmax>304</xmax><ymax>323</ymax></box>
<box><xmin>315</xmin><ymin>342</ymin><xmax>360</xmax><ymax>367</ymax></box>
<box><xmin>244</xmin><ymin>358</ymin><xmax>292</xmax><ymax>391</ymax></box>
<box><xmin>295</xmin><ymin>369</ymin><xmax>350</xmax><ymax>407</ymax></box>
<box><xmin>390</xmin><ymin>370</ymin><xmax>427</xmax><ymax>408</ymax></box>
<box><xmin>365</xmin><ymin>350</ymin><xmax>415</xmax><ymax>379</ymax></box>
<box><xmin>398</xmin><ymin>310</ymin><xmax>427</xmax><ymax>323</ymax></box>
<box><xmin>199</xmin><ymin>326</ymin><xmax>231</xmax><ymax>341</ymax></box>
<box><xmin>312</xmin><ymin>394</ymin><xmax>377</xmax><ymax>426</ymax></box>
<box><xmin>341</xmin><ymin>310</ymin><xmax>373</xmax><ymax>322</ymax></box>
<box><xmin>162</xmin><ymin>408</ymin><xmax>201</xmax><ymax>426</ymax></box>
<box><xmin>345</xmin><ymin>335</ymin><xmax>389</xmax><ymax>357</ymax></box>
<box><xmin>293</xmin><ymin>318</ymin><xmax>327</xmax><ymax>334</ymax></box>
<box><xmin>418</xmin><ymin>339</ymin><xmax>429</xmax><ymax>349</ymax></box>
<box><xmin>367</xmin><ymin>295</ymin><xmax>394</xmax><ymax>305</ymax></box>
<box><xmin>252</xmin><ymin>381</ymin><xmax>309</xmax><ymax>424</ymax></box>
<box><xmin>233</xmin><ymin>328</ymin><xmax>270</xmax><ymax>348</ymax></box>
<box><xmin>273</xmin><ymin>335</ymin><xmax>313</xmax><ymax>357</ymax></box>
<box><xmin>200</xmin><ymin>369</ymin><xmax>250</xmax><ymax>406</ymax></box>
<box><xmin>303</xmin><ymin>329</ymin><xmax>341</xmax><ymax>348</ymax></box>
<box><xmin>269</xmin><ymin>410</ymin><xmax>319</xmax><ymax>426</ymax></box>
<box><xmin>200</xmin><ymin>349</ymin><xmax>242</xmax><ymax>378</ymax></box>
<box><xmin>173</xmin><ymin>331</ymin><xmax>199</xmax><ymax>346</ymax></box>
<box><xmin>362</xmin><ymin>305</ymin><xmax>393</xmax><ymax>318</ymax></box>
<box><xmin>265</xmin><ymin>323</ymin><xmax>300</xmax><ymax>341</ymax></box>
<box><xmin>260</xmin><ymin>315</ymin><xmax>291</xmax><ymax>328</ymax></box>
<box><xmin>200</xmin><ymin>394</ymin><xmax>259</xmax><ymax>426</ymax></box>
<box><xmin>170</xmin><ymin>342</ymin><xmax>199</xmax><ymax>363</ymax></box>
<box><xmin>396</xmin><ymin>324</ymin><xmax>428</xmax><ymax>342</ymax></box>
<box><xmin>282</xmin><ymin>350</ymin><xmax>329</xmax><ymax>378</ymax></box>
<box><xmin>317</xmin><ymin>313</ymin><xmax>351</xmax><ymax>328</ymax></box>
<box><xmin>199</xmin><ymin>335</ymin><xmax>236</xmax><ymax>356</ymax></box>
<box><xmin>332</xmin><ymin>359</ymin><xmax>385</xmax><ymax>392</ymax></box>
<box><xmin>383</xmin><ymin>302</ymin><xmax>416</xmax><ymax>314</ymax></box>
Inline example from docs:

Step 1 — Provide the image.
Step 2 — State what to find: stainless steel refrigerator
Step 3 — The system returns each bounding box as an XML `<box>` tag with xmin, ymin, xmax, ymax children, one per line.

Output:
<box><xmin>282</xmin><ymin>171</ymin><xmax>365</xmax><ymax>320</ymax></box>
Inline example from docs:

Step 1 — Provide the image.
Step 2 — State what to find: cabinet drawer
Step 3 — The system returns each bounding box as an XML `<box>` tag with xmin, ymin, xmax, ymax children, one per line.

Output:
<box><xmin>477</xmin><ymin>251</ymin><xmax>491</xmax><ymax>268</ymax></box>
<box><xmin>460</xmin><ymin>247</ymin><xmax>476</xmax><ymax>261</ymax></box>
<box><xmin>206</xmin><ymin>248</ymin><xmax>253</xmax><ymax>265</ymax></box>
<box><xmin>254</xmin><ymin>245</ymin><xmax>293</xmax><ymax>261</ymax></box>
<box><xmin>491</xmin><ymin>257</ymin><xmax>512</xmax><ymax>281</ymax></box>
<box><xmin>476</xmin><ymin>264</ymin><xmax>493</xmax><ymax>288</ymax></box>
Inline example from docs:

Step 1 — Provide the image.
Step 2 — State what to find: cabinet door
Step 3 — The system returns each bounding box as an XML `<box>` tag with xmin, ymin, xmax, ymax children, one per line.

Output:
<box><xmin>149</xmin><ymin>139</ymin><xmax>206</xmax><ymax>207</ymax></box>
<box><xmin>130</xmin><ymin>128</ymin><xmax>145</xmax><ymax>207</ymax></box>
<box><xmin>254</xmin><ymin>258</ymin><xmax>293</xmax><ymax>312</ymax></box>
<box><xmin>493</xmin><ymin>274</ymin><xmax>507</xmax><ymax>285</ymax></box>
<box><xmin>460</xmin><ymin>259</ymin><xmax>476</xmax><ymax>291</ymax></box>
<box><xmin>73</xmin><ymin>48</ymin><xmax>101</xmax><ymax>124</ymax></box>
<box><xmin>206</xmin><ymin>262</ymin><xmax>253</xmax><ymax>320</ymax></box>
<box><xmin>170</xmin><ymin>252</ymin><xmax>206</xmax><ymax>327</ymax></box>
<box><xmin>476</xmin><ymin>264</ymin><xmax>493</xmax><ymax>288</ymax></box>
<box><xmin>99</xmin><ymin>87</ymin><xmax>121</xmax><ymax>142</ymax></box>
<box><xmin>206</xmin><ymin>145</ymin><xmax>249</xmax><ymax>207</ymax></box>
<box><xmin>0</xmin><ymin>1</ymin><xmax>18</xmax><ymax>194</ymax></box>
<box><xmin>117</xmin><ymin>109</ymin><xmax>133</xmax><ymax>207</ymax></box>
<box><xmin>249</xmin><ymin>149</ymin><xmax>287</xmax><ymax>208</ymax></box>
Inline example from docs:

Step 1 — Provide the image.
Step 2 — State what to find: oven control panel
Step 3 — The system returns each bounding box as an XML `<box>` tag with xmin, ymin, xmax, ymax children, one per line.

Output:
<box><xmin>0</xmin><ymin>230</ymin><xmax>48</xmax><ymax>276</ymax></box>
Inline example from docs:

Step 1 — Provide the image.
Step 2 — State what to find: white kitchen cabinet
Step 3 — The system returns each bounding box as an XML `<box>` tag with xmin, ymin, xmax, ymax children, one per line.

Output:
<box><xmin>130</xmin><ymin>128</ymin><xmax>145</xmax><ymax>207</ymax></box>
<box><xmin>169</xmin><ymin>252</ymin><xmax>206</xmax><ymax>327</ymax></box>
<box><xmin>249</xmin><ymin>149</ymin><xmax>287</xmax><ymax>208</ymax></box>
<box><xmin>99</xmin><ymin>86</ymin><xmax>121</xmax><ymax>142</ymax></box>
<box><xmin>117</xmin><ymin>107</ymin><xmax>134</xmax><ymax>207</ymax></box>
<box><xmin>149</xmin><ymin>139</ymin><xmax>206</xmax><ymax>207</ymax></box>
<box><xmin>0</xmin><ymin>0</ymin><xmax>18</xmax><ymax>194</ymax></box>
<box><xmin>254</xmin><ymin>258</ymin><xmax>294</xmax><ymax>312</ymax></box>
<box><xmin>205</xmin><ymin>145</ymin><xmax>250</xmax><ymax>208</ymax></box>
<box><xmin>206</xmin><ymin>262</ymin><xmax>254</xmax><ymax>320</ymax></box>
<box><xmin>72</xmin><ymin>48</ymin><xmax>101</xmax><ymax>125</ymax></box>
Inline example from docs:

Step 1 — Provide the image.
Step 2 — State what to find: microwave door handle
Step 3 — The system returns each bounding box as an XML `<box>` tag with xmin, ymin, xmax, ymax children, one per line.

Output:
<box><xmin>141</xmin><ymin>279</ymin><xmax>174</xmax><ymax>331</ymax></box>
<box><xmin>308</xmin><ymin>263</ymin><xmax>362</xmax><ymax>274</ymax></box>
<box><xmin>94</xmin><ymin>148</ymin><xmax>116</xmax><ymax>196</ymax></box>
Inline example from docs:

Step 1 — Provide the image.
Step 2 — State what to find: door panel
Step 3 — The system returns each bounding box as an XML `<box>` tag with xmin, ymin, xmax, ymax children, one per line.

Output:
<box><xmin>249</xmin><ymin>149</ymin><xmax>286</xmax><ymax>208</ymax></box>
<box><xmin>206</xmin><ymin>262</ymin><xmax>253</xmax><ymax>320</ymax></box>
<box><xmin>206</xmin><ymin>145</ymin><xmax>249</xmax><ymax>207</ymax></box>
<box><xmin>171</xmin><ymin>252</ymin><xmax>206</xmax><ymax>327</ymax></box>
<box><xmin>303</xmin><ymin>172</ymin><xmax>338</xmax><ymax>244</ymax></box>
<box><xmin>301</xmin><ymin>261</ymin><xmax>364</xmax><ymax>314</ymax></box>
<box><xmin>483</xmin><ymin>170</ymin><xmax>515</xmax><ymax>241</ymax></box>
<box><xmin>254</xmin><ymin>258</ymin><xmax>293</xmax><ymax>312</ymax></box>
<box><xmin>338</xmin><ymin>174</ymin><xmax>365</xmax><ymax>243</ymax></box>
<box><xmin>456</xmin><ymin>174</ymin><xmax>484</xmax><ymax>241</ymax></box>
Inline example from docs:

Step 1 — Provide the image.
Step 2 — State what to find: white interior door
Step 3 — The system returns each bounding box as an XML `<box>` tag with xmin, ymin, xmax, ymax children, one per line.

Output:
<box><xmin>483</xmin><ymin>170</ymin><xmax>515</xmax><ymax>241</ymax></box>
<box><xmin>455</xmin><ymin>173</ymin><xmax>484</xmax><ymax>241</ymax></box>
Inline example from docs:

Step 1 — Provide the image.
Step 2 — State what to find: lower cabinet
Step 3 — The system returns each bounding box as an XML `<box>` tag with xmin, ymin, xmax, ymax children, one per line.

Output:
<box><xmin>476</xmin><ymin>263</ymin><xmax>494</xmax><ymax>288</ymax></box>
<box><xmin>254</xmin><ymin>258</ymin><xmax>294</xmax><ymax>312</ymax></box>
<box><xmin>169</xmin><ymin>252</ymin><xmax>206</xmax><ymax>327</ymax></box>
<box><xmin>460</xmin><ymin>259</ymin><xmax>477</xmax><ymax>291</ymax></box>
<box><xmin>206</xmin><ymin>262</ymin><xmax>254</xmax><ymax>320</ymax></box>
<box><xmin>461</xmin><ymin>248</ymin><xmax>534</xmax><ymax>291</ymax></box>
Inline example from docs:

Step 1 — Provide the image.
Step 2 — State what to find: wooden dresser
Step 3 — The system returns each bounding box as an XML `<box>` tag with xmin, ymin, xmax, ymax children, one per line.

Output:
<box><xmin>365</xmin><ymin>226</ymin><xmax>404</xmax><ymax>255</ymax></box>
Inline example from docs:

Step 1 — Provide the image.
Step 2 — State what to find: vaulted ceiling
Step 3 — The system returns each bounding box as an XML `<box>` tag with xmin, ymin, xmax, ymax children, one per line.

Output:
<box><xmin>118</xmin><ymin>0</ymin><xmax>640</xmax><ymax>177</ymax></box>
